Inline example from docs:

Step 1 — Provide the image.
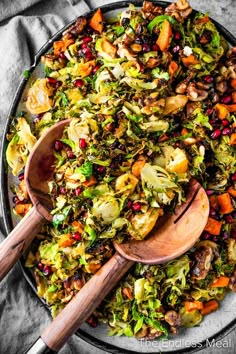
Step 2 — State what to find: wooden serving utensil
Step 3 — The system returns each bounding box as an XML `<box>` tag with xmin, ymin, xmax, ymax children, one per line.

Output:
<box><xmin>0</xmin><ymin>120</ymin><xmax>70</xmax><ymax>281</ymax></box>
<box><xmin>0</xmin><ymin>120</ymin><xmax>209</xmax><ymax>353</ymax></box>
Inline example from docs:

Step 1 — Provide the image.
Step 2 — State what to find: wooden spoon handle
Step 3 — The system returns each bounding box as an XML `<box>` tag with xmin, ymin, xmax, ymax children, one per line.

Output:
<box><xmin>0</xmin><ymin>205</ymin><xmax>45</xmax><ymax>281</ymax></box>
<box><xmin>36</xmin><ymin>253</ymin><xmax>134</xmax><ymax>352</ymax></box>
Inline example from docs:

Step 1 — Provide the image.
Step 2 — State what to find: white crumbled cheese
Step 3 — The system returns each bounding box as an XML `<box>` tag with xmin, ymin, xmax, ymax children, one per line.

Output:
<box><xmin>183</xmin><ymin>46</ymin><xmax>193</xmax><ymax>57</ymax></box>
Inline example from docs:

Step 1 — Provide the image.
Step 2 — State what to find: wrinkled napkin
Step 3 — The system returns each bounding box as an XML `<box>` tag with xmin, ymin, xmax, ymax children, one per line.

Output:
<box><xmin>0</xmin><ymin>1</ymin><xmax>235</xmax><ymax>353</ymax></box>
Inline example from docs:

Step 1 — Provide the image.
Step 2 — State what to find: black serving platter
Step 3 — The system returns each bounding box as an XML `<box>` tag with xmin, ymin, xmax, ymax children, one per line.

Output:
<box><xmin>1</xmin><ymin>2</ymin><xmax>236</xmax><ymax>353</ymax></box>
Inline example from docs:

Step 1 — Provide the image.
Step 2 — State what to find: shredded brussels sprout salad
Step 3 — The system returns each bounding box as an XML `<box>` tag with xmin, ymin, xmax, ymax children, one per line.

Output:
<box><xmin>6</xmin><ymin>0</ymin><xmax>236</xmax><ymax>341</ymax></box>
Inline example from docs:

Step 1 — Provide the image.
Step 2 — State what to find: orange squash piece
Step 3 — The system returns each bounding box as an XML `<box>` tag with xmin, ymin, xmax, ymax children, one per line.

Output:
<box><xmin>230</xmin><ymin>133</ymin><xmax>236</xmax><ymax>145</ymax></box>
<box><xmin>168</xmin><ymin>60</ymin><xmax>178</xmax><ymax>80</ymax></box>
<box><xmin>82</xmin><ymin>175</ymin><xmax>97</xmax><ymax>187</ymax></box>
<box><xmin>227</xmin><ymin>104</ymin><xmax>236</xmax><ymax>112</ymax></box>
<box><xmin>101</xmin><ymin>38</ymin><xmax>117</xmax><ymax>58</ymax></box>
<box><xmin>185</xmin><ymin>300</ymin><xmax>203</xmax><ymax>312</ymax></box>
<box><xmin>217</xmin><ymin>193</ymin><xmax>234</xmax><ymax>214</ymax></box>
<box><xmin>89</xmin><ymin>8</ymin><xmax>103</xmax><ymax>33</ymax></box>
<box><xmin>156</xmin><ymin>20</ymin><xmax>172</xmax><ymax>52</ymax></box>
<box><xmin>214</xmin><ymin>103</ymin><xmax>230</xmax><ymax>119</ymax></box>
<box><xmin>204</xmin><ymin>217</ymin><xmax>222</xmax><ymax>235</ymax></box>
<box><xmin>228</xmin><ymin>186</ymin><xmax>236</xmax><ymax>198</ymax></box>
<box><xmin>72</xmin><ymin>220</ymin><xmax>84</xmax><ymax>233</ymax></box>
<box><xmin>182</xmin><ymin>54</ymin><xmax>199</xmax><ymax>66</ymax></box>
<box><xmin>230</xmin><ymin>78</ymin><xmax>236</xmax><ymax>90</ymax></box>
<box><xmin>132</xmin><ymin>156</ymin><xmax>146</xmax><ymax>178</ymax></box>
<box><xmin>201</xmin><ymin>300</ymin><xmax>219</xmax><ymax>315</ymax></box>
<box><xmin>211</xmin><ymin>276</ymin><xmax>230</xmax><ymax>288</ymax></box>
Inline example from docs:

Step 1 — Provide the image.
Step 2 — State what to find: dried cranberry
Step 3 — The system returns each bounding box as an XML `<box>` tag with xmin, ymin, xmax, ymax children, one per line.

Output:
<box><xmin>132</xmin><ymin>202</ymin><xmax>141</xmax><ymax>211</ymax></box>
<box><xmin>74</xmin><ymin>79</ymin><xmax>84</xmax><ymax>87</ymax></box>
<box><xmin>18</xmin><ymin>172</ymin><xmax>24</xmax><ymax>181</ymax></box>
<box><xmin>126</xmin><ymin>200</ymin><xmax>133</xmax><ymax>209</ymax></box>
<box><xmin>211</xmin><ymin>129</ymin><xmax>221</xmax><ymax>139</ymax></box>
<box><xmin>75</xmin><ymin>187</ymin><xmax>83</xmax><ymax>196</ymax></box>
<box><xmin>54</xmin><ymin>140</ymin><xmax>63</xmax><ymax>151</ymax></box>
<box><xmin>204</xmin><ymin>75</ymin><xmax>214</xmax><ymax>84</ymax></box>
<box><xmin>222</xmin><ymin>127</ymin><xmax>232</xmax><ymax>136</ymax></box>
<box><xmin>82</xmin><ymin>45</ymin><xmax>91</xmax><ymax>53</ymax></box>
<box><xmin>118</xmin><ymin>144</ymin><xmax>126</xmax><ymax>151</ymax></box>
<box><xmin>142</xmin><ymin>43</ymin><xmax>150</xmax><ymax>52</ymax></box>
<box><xmin>221</xmin><ymin>95</ymin><xmax>232</xmax><ymax>104</ymax></box>
<box><xmin>72</xmin><ymin>232</ymin><xmax>82</xmax><ymax>241</ymax></box>
<box><xmin>82</xmin><ymin>36</ymin><xmax>92</xmax><ymax>43</ymax></box>
<box><xmin>134</xmin><ymin>36</ymin><xmax>143</xmax><ymax>44</ymax></box>
<box><xmin>43</xmin><ymin>265</ymin><xmax>52</xmax><ymax>276</ymax></box>
<box><xmin>79</xmin><ymin>138</ymin><xmax>87</xmax><ymax>149</ymax></box>
<box><xmin>138</xmin><ymin>62</ymin><xmax>145</xmax><ymax>72</ymax></box>
<box><xmin>209</xmin><ymin>207</ymin><xmax>218</xmax><ymax>218</ymax></box>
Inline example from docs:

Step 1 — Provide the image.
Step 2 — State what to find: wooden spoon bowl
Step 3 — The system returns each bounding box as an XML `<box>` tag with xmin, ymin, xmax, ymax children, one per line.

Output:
<box><xmin>0</xmin><ymin>119</ymin><xmax>209</xmax><ymax>353</ymax></box>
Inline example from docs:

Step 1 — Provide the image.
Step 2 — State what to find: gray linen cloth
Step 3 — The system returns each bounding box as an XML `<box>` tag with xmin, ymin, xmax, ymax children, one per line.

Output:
<box><xmin>0</xmin><ymin>1</ymin><xmax>235</xmax><ymax>353</ymax></box>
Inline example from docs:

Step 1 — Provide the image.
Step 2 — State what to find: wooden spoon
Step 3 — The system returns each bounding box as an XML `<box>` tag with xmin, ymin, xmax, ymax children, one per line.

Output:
<box><xmin>14</xmin><ymin>120</ymin><xmax>208</xmax><ymax>353</ymax></box>
<box><xmin>0</xmin><ymin>120</ymin><xmax>70</xmax><ymax>281</ymax></box>
<box><xmin>0</xmin><ymin>120</ymin><xmax>209</xmax><ymax>352</ymax></box>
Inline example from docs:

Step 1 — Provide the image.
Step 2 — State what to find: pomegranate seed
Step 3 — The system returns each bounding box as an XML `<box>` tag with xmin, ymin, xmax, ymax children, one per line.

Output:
<box><xmin>174</xmin><ymin>32</ymin><xmax>181</xmax><ymax>40</ymax></box>
<box><xmin>12</xmin><ymin>196</ymin><xmax>20</xmax><ymax>204</ymax></box>
<box><xmin>59</xmin><ymin>52</ymin><xmax>67</xmax><ymax>59</ymax></box>
<box><xmin>54</xmin><ymin>140</ymin><xmax>63</xmax><ymax>151</ymax></box>
<box><xmin>47</xmin><ymin>77</ymin><xmax>57</xmax><ymax>85</ymax></box>
<box><xmin>18</xmin><ymin>172</ymin><xmax>24</xmax><ymax>181</ymax></box>
<box><xmin>206</xmin><ymin>189</ymin><xmax>214</xmax><ymax>196</ymax></box>
<box><xmin>222</xmin><ymin>127</ymin><xmax>232</xmax><ymax>136</ymax></box>
<box><xmin>126</xmin><ymin>200</ymin><xmax>133</xmax><ymax>209</ymax></box>
<box><xmin>232</xmin><ymin>173</ymin><xmax>236</xmax><ymax>182</ymax></box>
<box><xmin>206</xmin><ymin>108</ymin><xmax>213</xmax><ymax>116</ymax></box>
<box><xmin>142</xmin><ymin>43</ymin><xmax>150</xmax><ymax>52</ymax></box>
<box><xmin>222</xmin><ymin>231</ymin><xmax>229</xmax><ymax>240</ymax></box>
<box><xmin>202</xmin><ymin>232</ymin><xmax>211</xmax><ymax>240</ymax></box>
<box><xmin>74</xmin><ymin>79</ymin><xmax>84</xmax><ymax>87</ymax></box>
<box><xmin>87</xmin><ymin>316</ymin><xmax>98</xmax><ymax>328</ymax></box>
<box><xmin>132</xmin><ymin>202</ymin><xmax>141</xmax><ymax>211</ymax></box>
<box><xmin>221</xmin><ymin>95</ymin><xmax>232</xmax><ymax>104</ymax></box>
<box><xmin>55</xmin><ymin>81</ymin><xmax>62</xmax><ymax>90</ymax></box>
<box><xmin>118</xmin><ymin>144</ymin><xmax>126</xmax><ymax>151</ymax></box>
<box><xmin>38</xmin><ymin>262</ymin><xmax>44</xmax><ymax>271</ymax></box>
<box><xmin>33</xmin><ymin>114</ymin><xmax>43</xmax><ymax>124</ymax></box>
<box><xmin>75</xmin><ymin>187</ymin><xmax>83</xmax><ymax>196</ymax></box>
<box><xmin>221</xmin><ymin>119</ymin><xmax>229</xmax><ymax>126</ymax></box>
<box><xmin>72</xmin><ymin>232</ymin><xmax>82</xmax><ymax>241</ymax></box>
<box><xmin>82</xmin><ymin>36</ymin><xmax>92</xmax><ymax>43</ymax></box>
<box><xmin>204</xmin><ymin>75</ymin><xmax>214</xmax><ymax>84</ymax></box>
<box><xmin>82</xmin><ymin>45</ymin><xmax>90</xmax><ymax>52</ymax></box>
<box><xmin>209</xmin><ymin>207</ymin><xmax>218</xmax><ymax>218</ymax></box>
<box><xmin>97</xmin><ymin>166</ymin><xmax>105</xmax><ymax>173</ymax></box>
<box><xmin>172</xmin><ymin>45</ymin><xmax>181</xmax><ymax>54</ymax></box>
<box><xmin>225</xmin><ymin>214</ymin><xmax>233</xmax><ymax>224</ymax></box>
<box><xmin>79</xmin><ymin>138</ymin><xmax>87</xmax><ymax>149</ymax></box>
<box><xmin>93</xmin><ymin>64</ymin><xmax>101</xmax><ymax>74</ymax></box>
<box><xmin>212</xmin><ymin>236</ymin><xmax>218</xmax><ymax>242</ymax></box>
<box><xmin>60</xmin><ymin>187</ymin><xmax>67</xmax><ymax>194</ymax></box>
<box><xmin>211</xmin><ymin>129</ymin><xmax>221</xmax><ymax>139</ymax></box>
<box><xmin>138</xmin><ymin>62</ymin><xmax>145</xmax><ymax>72</ymax></box>
<box><xmin>152</xmin><ymin>44</ymin><xmax>159</xmax><ymax>51</ymax></box>
<box><xmin>43</xmin><ymin>265</ymin><xmax>52</xmax><ymax>276</ymax></box>
<box><xmin>67</xmin><ymin>150</ymin><xmax>75</xmax><ymax>159</ymax></box>
<box><xmin>85</xmin><ymin>52</ymin><xmax>94</xmax><ymax>60</ymax></box>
